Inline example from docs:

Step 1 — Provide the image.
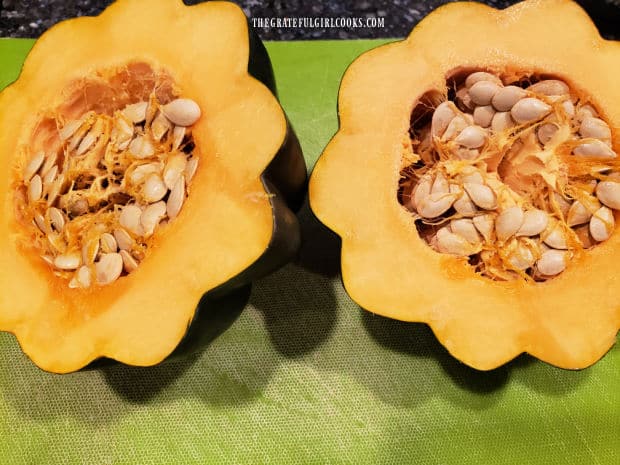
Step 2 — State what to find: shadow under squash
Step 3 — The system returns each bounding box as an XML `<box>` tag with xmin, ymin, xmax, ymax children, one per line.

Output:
<box><xmin>102</xmin><ymin>285</ymin><xmax>250</xmax><ymax>403</ymax></box>
<box><xmin>251</xmin><ymin>197</ymin><xmax>340</xmax><ymax>358</ymax></box>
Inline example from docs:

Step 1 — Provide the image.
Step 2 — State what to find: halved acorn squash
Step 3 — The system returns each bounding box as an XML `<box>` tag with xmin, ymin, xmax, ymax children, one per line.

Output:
<box><xmin>0</xmin><ymin>0</ymin><xmax>306</xmax><ymax>373</ymax></box>
<box><xmin>309</xmin><ymin>0</ymin><xmax>620</xmax><ymax>370</ymax></box>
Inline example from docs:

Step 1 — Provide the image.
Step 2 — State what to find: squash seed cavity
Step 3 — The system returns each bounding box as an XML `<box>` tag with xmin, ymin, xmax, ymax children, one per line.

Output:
<box><xmin>399</xmin><ymin>71</ymin><xmax>619</xmax><ymax>281</ymax></box>
<box><xmin>14</xmin><ymin>63</ymin><xmax>201</xmax><ymax>288</ymax></box>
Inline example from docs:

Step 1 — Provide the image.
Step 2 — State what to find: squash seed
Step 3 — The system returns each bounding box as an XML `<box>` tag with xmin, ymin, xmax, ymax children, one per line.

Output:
<box><xmin>527</xmin><ymin>79</ymin><xmax>569</xmax><ymax>96</ymax></box>
<box><xmin>495</xmin><ymin>206</ymin><xmax>524</xmax><ymax>242</ymax></box>
<box><xmin>589</xmin><ymin>206</ymin><xmax>614</xmax><ymax>242</ymax></box>
<box><xmin>450</xmin><ymin>218</ymin><xmax>481</xmax><ymax>243</ymax></box>
<box><xmin>516</xmin><ymin>209</ymin><xmax>548</xmax><ymax>236</ymax></box>
<box><xmin>28</xmin><ymin>175</ymin><xmax>43</xmax><ymax>203</ymax></box>
<box><xmin>129</xmin><ymin>136</ymin><xmax>155</xmax><ymax>158</ymax></box>
<box><xmin>48</xmin><ymin>207</ymin><xmax>65</xmax><ymax>232</ymax></box>
<box><xmin>23</xmin><ymin>152</ymin><xmax>45</xmax><ymax>181</ymax></box>
<box><xmin>54</xmin><ymin>253</ymin><xmax>81</xmax><ymax>271</ymax></box>
<box><xmin>511</xmin><ymin>98</ymin><xmax>551</xmax><ymax>123</ymax></box>
<box><xmin>119</xmin><ymin>205</ymin><xmax>144</xmax><ymax>236</ymax></box>
<box><xmin>120</xmin><ymin>250</ymin><xmax>139</xmax><ymax>273</ymax></box>
<box><xmin>463</xmin><ymin>183</ymin><xmax>496</xmax><ymax>210</ymax></box>
<box><xmin>123</xmin><ymin>101</ymin><xmax>148</xmax><ymax>123</ymax></box>
<box><xmin>473</xmin><ymin>105</ymin><xmax>495</xmax><ymax>128</ymax></box>
<box><xmin>143</xmin><ymin>174</ymin><xmax>168</xmax><ymax>203</ymax></box>
<box><xmin>596</xmin><ymin>181</ymin><xmax>620</xmax><ymax>210</ymax></box>
<box><xmin>573</xmin><ymin>140</ymin><xmax>616</xmax><ymax>159</ymax></box>
<box><xmin>95</xmin><ymin>253</ymin><xmax>123</xmax><ymax>285</ymax></box>
<box><xmin>416</xmin><ymin>192</ymin><xmax>458</xmax><ymax>219</ymax></box>
<box><xmin>162</xmin><ymin>98</ymin><xmax>201</xmax><ymax>126</ymax></box>
<box><xmin>140</xmin><ymin>201</ymin><xmax>167</xmax><ymax>236</ymax></box>
<box><xmin>172</xmin><ymin>126</ymin><xmax>186</xmax><ymax>150</ymax></box>
<box><xmin>468</xmin><ymin>80</ymin><xmax>500</xmax><ymax>106</ymax></box>
<box><xmin>185</xmin><ymin>157</ymin><xmax>198</xmax><ymax>183</ymax></box>
<box><xmin>163</xmin><ymin>154</ymin><xmax>188</xmax><ymax>190</ymax></box>
<box><xmin>436</xmin><ymin>227</ymin><xmax>480</xmax><ymax>256</ymax></box>
<box><xmin>455</xmin><ymin>125</ymin><xmax>487</xmax><ymax>148</ymax></box>
<box><xmin>536</xmin><ymin>249</ymin><xmax>567</xmax><ymax>276</ymax></box>
<box><xmin>167</xmin><ymin>175</ymin><xmax>186</xmax><ymax>220</ymax></box>
<box><xmin>491</xmin><ymin>85</ymin><xmax>526</xmax><ymax>112</ymax></box>
<box><xmin>100</xmin><ymin>233</ymin><xmax>118</xmax><ymax>253</ymax></box>
<box><xmin>431</xmin><ymin>102</ymin><xmax>457</xmax><ymax>138</ymax></box>
<box><xmin>113</xmin><ymin>228</ymin><xmax>134</xmax><ymax>251</ymax></box>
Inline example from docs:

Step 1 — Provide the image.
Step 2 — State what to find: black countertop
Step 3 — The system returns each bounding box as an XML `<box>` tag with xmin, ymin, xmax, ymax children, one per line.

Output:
<box><xmin>1</xmin><ymin>0</ymin><xmax>618</xmax><ymax>40</ymax></box>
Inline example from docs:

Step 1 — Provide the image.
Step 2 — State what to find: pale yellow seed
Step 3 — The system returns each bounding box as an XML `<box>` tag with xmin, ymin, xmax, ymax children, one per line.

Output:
<box><xmin>527</xmin><ymin>79</ymin><xmax>569</xmax><ymax>96</ymax></box>
<box><xmin>120</xmin><ymin>250</ymin><xmax>139</xmax><ymax>273</ymax></box>
<box><xmin>113</xmin><ymin>228</ymin><xmax>134</xmax><ymax>251</ymax></box>
<box><xmin>54</xmin><ymin>253</ymin><xmax>82</xmax><ymax>271</ymax></box>
<box><xmin>537</xmin><ymin>123</ymin><xmax>558</xmax><ymax>145</ymax></box>
<box><xmin>454</xmin><ymin>125</ymin><xmax>487</xmax><ymax>149</ymax></box>
<box><xmin>596</xmin><ymin>181</ymin><xmax>620</xmax><ymax>210</ymax></box>
<box><xmin>491</xmin><ymin>85</ymin><xmax>526</xmax><ymax>112</ymax></box>
<box><xmin>473</xmin><ymin>214</ymin><xmax>494</xmax><ymax>242</ymax></box>
<box><xmin>411</xmin><ymin>176</ymin><xmax>432</xmax><ymax>211</ymax></box>
<box><xmin>76</xmin><ymin>266</ymin><xmax>92</xmax><ymax>288</ymax></box>
<box><xmin>143</xmin><ymin>174</ymin><xmax>168</xmax><ymax>203</ymax></box>
<box><xmin>431</xmin><ymin>102</ymin><xmax>456</xmax><ymax>138</ymax></box>
<box><xmin>23</xmin><ymin>152</ymin><xmax>45</xmax><ymax>181</ymax></box>
<box><xmin>95</xmin><ymin>253</ymin><xmax>123</xmax><ymax>285</ymax></box>
<box><xmin>163</xmin><ymin>154</ymin><xmax>188</xmax><ymax>190</ymax></box>
<box><xmin>463</xmin><ymin>183</ymin><xmax>496</xmax><ymax>210</ymax></box>
<box><xmin>442</xmin><ymin>116</ymin><xmax>469</xmax><ymax>142</ymax></box>
<box><xmin>129</xmin><ymin>136</ymin><xmax>155</xmax><ymax>159</ymax></box>
<box><xmin>573</xmin><ymin>140</ymin><xmax>616</xmax><ymax>159</ymax></box>
<box><xmin>162</xmin><ymin>98</ymin><xmax>201</xmax><ymax>126</ymax></box>
<box><xmin>123</xmin><ymin>101</ymin><xmax>148</xmax><ymax>123</ymax></box>
<box><xmin>495</xmin><ymin>206</ymin><xmax>524</xmax><ymax>242</ymax></box>
<box><xmin>543</xmin><ymin>222</ymin><xmax>568</xmax><ymax>249</ymax></box>
<box><xmin>49</xmin><ymin>207</ymin><xmax>65</xmax><ymax>232</ymax></box>
<box><xmin>450</xmin><ymin>218</ymin><xmax>480</xmax><ymax>243</ymax></box>
<box><xmin>468</xmin><ymin>80</ymin><xmax>500</xmax><ymax>106</ymax></box>
<box><xmin>436</xmin><ymin>227</ymin><xmax>479</xmax><ymax>256</ymax></box>
<box><xmin>536</xmin><ymin>250</ymin><xmax>567</xmax><ymax>276</ymax></box>
<box><xmin>167</xmin><ymin>175</ymin><xmax>186</xmax><ymax>220</ymax></box>
<box><xmin>431</xmin><ymin>172</ymin><xmax>449</xmax><ymax>195</ymax></box>
<box><xmin>567</xmin><ymin>197</ymin><xmax>599</xmax><ymax>227</ymax></box>
<box><xmin>465</xmin><ymin>71</ymin><xmax>501</xmax><ymax>88</ymax></box>
<box><xmin>140</xmin><ymin>201</ymin><xmax>167</xmax><ymax>236</ymax></box>
<box><xmin>516</xmin><ymin>209</ymin><xmax>548</xmax><ymax>236</ymax></box>
<box><xmin>100</xmin><ymin>232</ymin><xmax>118</xmax><ymax>253</ymax></box>
<box><xmin>473</xmin><ymin>105</ymin><xmax>495</xmax><ymax>128</ymax></box>
<box><xmin>28</xmin><ymin>175</ymin><xmax>43</xmax><ymax>202</ymax></box>
<box><xmin>511</xmin><ymin>98</ymin><xmax>551</xmax><ymax>123</ymax></box>
<box><xmin>589</xmin><ymin>206</ymin><xmax>614</xmax><ymax>242</ymax></box>
<box><xmin>129</xmin><ymin>163</ymin><xmax>161</xmax><ymax>185</ymax></box>
<box><xmin>185</xmin><ymin>157</ymin><xmax>198</xmax><ymax>183</ymax></box>
<box><xmin>491</xmin><ymin>111</ymin><xmax>514</xmax><ymax>133</ymax></box>
<box><xmin>172</xmin><ymin>126</ymin><xmax>186</xmax><ymax>150</ymax></box>
<box><xmin>579</xmin><ymin>117</ymin><xmax>611</xmax><ymax>141</ymax></box>
<box><xmin>151</xmin><ymin>111</ymin><xmax>172</xmax><ymax>142</ymax></box>
<box><xmin>119</xmin><ymin>205</ymin><xmax>144</xmax><ymax>236</ymax></box>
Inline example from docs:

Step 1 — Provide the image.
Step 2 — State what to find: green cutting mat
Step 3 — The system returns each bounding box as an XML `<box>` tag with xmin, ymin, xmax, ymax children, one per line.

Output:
<box><xmin>0</xmin><ymin>38</ymin><xmax>618</xmax><ymax>465</ymax></box>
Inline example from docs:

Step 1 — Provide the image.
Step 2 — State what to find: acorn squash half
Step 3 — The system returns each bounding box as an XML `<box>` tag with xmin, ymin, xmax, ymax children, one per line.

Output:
<box><xmin>0</xmin><ymin>0</ymin><xmax>306</xmax><ymax>373</ymax></box>
<box><xmin>309</xmin><ymin>0</ymin><xmax>620</xmax><ymax>370</ymax></box>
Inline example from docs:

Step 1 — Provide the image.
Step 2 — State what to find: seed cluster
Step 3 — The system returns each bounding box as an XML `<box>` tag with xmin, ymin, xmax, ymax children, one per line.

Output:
<box><xmin>17</xmin><ymin>95</ymin><xmax>201</xmax><ymax>288</ymax></box>
<box><xmin>400</xmin><ymin>71</ymin><xmax>619</xmax><ymax>281</ymax></box>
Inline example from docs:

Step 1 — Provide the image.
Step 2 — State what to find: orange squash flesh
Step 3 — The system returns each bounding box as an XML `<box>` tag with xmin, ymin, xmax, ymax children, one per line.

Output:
<box><xmin>310</xmin><ymin>0</ymin><xmax>620</xmax><ymax>370</ymax></box>
<box><xmin>0</xmin><ymin>0</ymin><xmax>304</xmax><ymax>372</ymax></box>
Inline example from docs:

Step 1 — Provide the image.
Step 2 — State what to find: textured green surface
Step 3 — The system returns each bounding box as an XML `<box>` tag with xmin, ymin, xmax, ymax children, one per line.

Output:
<box><xmin>0</xmin><ymin>37</ymin><xmax>619</xmax><ymax>465</ymax></box>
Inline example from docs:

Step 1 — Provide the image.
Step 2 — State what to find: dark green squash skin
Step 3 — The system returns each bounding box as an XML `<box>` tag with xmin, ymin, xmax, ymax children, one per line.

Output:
<box><xmin>86</xmin><ymin>26</ymin><xmax>306</xmax><ymax>369</ymax></box>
